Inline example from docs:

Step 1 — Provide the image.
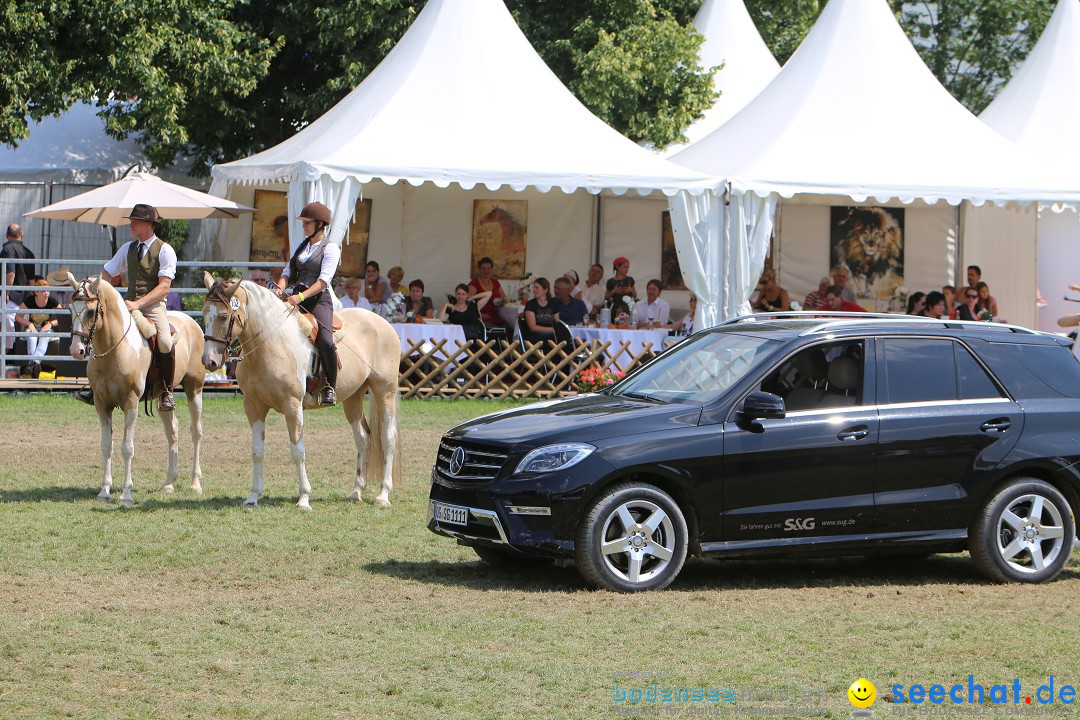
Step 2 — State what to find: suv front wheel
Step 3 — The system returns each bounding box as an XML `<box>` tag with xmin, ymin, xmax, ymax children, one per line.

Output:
<box><xmin>575</xmin><ymin>482</ymin><xmax>688</xmax><ymax>592</ymax></box>
<box><xmin>969</xmin><ymin>477</ymin><xmax>1075</xmax><ymax>583</ymax></box>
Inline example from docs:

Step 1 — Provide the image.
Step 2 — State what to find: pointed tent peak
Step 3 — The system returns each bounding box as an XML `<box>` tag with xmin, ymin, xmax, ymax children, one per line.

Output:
<box><xmin>663</xmin><ymin>0</ymin><xmax>779</xmax><ymax>154</ymax></box>
<box><xmin>669</xmin><ymin>0</ymin><xmax>1079</xmax><ymax>206</ymax></box>
<box><xmin>980</xmin><ymin>0</ymin><xmax>1080</xmax><ymax>165</ymax></box>
<box><xmin>214</xmin><ymin>0</ymin><xmax>715</xmax><ymax>196</ymax></box>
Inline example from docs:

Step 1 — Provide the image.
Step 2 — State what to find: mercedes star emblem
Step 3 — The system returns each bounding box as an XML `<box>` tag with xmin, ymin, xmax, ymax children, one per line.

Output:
<box><xmin>449</xmin><ymin>446</ymin><xmax>467</xmax><ymax>476</ymax></box>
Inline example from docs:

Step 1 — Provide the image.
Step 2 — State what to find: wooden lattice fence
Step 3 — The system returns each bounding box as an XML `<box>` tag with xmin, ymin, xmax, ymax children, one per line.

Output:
<box><xmin>397</xmin><ymin>337</ymin><xmax>667</xmax><ymax>398</ymax></box>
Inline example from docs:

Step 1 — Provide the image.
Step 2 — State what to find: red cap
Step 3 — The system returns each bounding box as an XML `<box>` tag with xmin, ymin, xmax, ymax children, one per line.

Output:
<box><xmin>613</xmin><ymin>256</ymin><xmax>629</xmax><ymax>269</ymax></box>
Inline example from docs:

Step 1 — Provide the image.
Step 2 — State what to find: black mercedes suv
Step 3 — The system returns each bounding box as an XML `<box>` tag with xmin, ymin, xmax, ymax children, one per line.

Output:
<box><xmin>428</xmin><ymin>314</ymin><xmax>1080</xmax><ymax>591</ymax></box>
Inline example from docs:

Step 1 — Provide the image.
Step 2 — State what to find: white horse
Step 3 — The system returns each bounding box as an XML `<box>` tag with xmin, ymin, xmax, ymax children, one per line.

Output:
<box><xmin>66</xmin><ymin>274</ymin><xmax>206</xmax><ymax>504</ymax></box>
<box><xmin>201</xmin><ymin>274</ymin><xmax>401</xmax><ymax>509</ymax></box>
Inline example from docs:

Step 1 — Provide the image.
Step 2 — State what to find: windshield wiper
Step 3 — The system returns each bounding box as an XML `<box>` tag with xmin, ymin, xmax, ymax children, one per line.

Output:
<box><xmin>622</xmin><ymin>391</ymin><xmax>666</xmax><ymax>404</ymax></box>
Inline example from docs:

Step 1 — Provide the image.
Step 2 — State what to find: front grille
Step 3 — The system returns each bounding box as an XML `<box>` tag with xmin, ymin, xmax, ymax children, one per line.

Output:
<box><xmin>435</xmin><ymin>437</ymin><xmax>509</xmax><ymax>486</ymax></box>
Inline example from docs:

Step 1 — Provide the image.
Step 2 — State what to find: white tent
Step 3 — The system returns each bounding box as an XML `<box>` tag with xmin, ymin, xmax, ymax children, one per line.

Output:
<box><xmin>980</xmin><ymin>0</ymin><xmax>1080</xmax><ymax>332</ymax></box>
<box><xmin>663</xmin><ymin>0</ymin><xmax>779</xmax><ymax>156</ymax></box>
<box><xmin>0</xmin><ymin>102</ymin><xmax>203</xmax><ymax>262</ymax></box>
<box><xmin>669</xmin><ymin>0</ymin><xmax>1080</xmax><ymax>328</ymax></box>
<box><xmin>209</xmin><ymin>0</ymin><xmax>716</xmax><ymax>291</ymax></box>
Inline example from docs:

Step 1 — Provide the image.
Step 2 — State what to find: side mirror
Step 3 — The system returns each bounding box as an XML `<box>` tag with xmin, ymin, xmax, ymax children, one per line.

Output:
<box><xmin>741</xmin><ymin>391</ymin><xmax>786</xmax><ymax>421</ymax></box>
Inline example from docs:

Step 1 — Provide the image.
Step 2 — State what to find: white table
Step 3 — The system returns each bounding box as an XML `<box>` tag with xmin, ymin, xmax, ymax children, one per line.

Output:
<box><xmin>391</xmin><ymin>324</ymin><xmax>468</xmax><ymax>373</ymax></box>
<box><xmin>569</xmin><ymin>327</ymin><xmax>670</xmax><ymax>366</ymax></box>
<box><xmin>496</xmin><ymin>303</ymin><xmax>523</xmax><ymax>328</ymax></box>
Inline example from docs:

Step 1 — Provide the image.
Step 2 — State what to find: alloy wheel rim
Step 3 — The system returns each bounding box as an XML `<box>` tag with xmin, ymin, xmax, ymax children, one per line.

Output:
<box><xmin>996</xmin><ymin>493</ymin><xmax>1066</xmax><ymax>574</ymax></box>
<box><xmin>599</xmin><ymin>499</ymin><xmax>676</xmax><ymax>584</ymax></box>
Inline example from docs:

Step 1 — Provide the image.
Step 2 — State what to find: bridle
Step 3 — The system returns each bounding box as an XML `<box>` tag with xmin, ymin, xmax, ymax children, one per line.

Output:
<box><xmin>203</xmin><ymin>280</ymin><xmax>246</xmax><ymax>359</ymax></box>
<box><xmin>70</xmin><ymin>279</ymin><xmax>132</xmax><ymax>360</ymax></box>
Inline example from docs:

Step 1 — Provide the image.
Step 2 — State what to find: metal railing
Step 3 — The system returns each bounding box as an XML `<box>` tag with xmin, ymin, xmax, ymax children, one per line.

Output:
<box><xmin>1</xmin><ymin>257</ymin><xmax>278</xmax><ymax>376</ymax></box>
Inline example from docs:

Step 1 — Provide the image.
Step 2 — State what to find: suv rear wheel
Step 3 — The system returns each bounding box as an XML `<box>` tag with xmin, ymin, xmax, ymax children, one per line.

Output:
<box><xmin>575</xmin><ymin>482</ymin><xmax>688</xmax><ymax>592</ymax></box>
<box><xmin>969</xmin><ymin>478</ymin><xmax>1075</xmax><ymax>583</ymax></box>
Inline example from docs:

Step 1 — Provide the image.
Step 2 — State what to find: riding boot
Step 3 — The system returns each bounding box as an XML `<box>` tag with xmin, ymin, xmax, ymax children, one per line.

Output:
<box><xmin>158</xmin><ymin>348</ymin><xmax>176</xmax><ymax>411</ymax></box>
<box><xmin>318</xmin><ymin>345</ymin><xmax>338</xmax><ymax>406</ymax></box>
<box><xmin>75</xmin><ymin>388</ymin><xmax>94</xmax><ymax>405</ymax></box>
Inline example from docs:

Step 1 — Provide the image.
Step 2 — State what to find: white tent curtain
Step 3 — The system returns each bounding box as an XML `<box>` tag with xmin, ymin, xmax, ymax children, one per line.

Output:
<box><xmin>288</xmin><ymin>175</ymin><xmax>362</xmax><ymax>250</ymax></box>
<box><xmin>669</xmin><ymin>188</ymin><xmax>777</xmax><ymax>328</ymax></box>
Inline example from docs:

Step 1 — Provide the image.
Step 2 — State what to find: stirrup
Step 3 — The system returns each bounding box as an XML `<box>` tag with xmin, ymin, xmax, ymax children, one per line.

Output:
<box><xmin>158</xmin><ymin>390</ymin><xmax>176</xmax><ymax>411</ymax></box>
<box><xmin>319</xmin><ymin>386</ymin><xmax>337</xmax><ymax>406</ymax></box>
<box><xmin>75</xmin><ymin>388</ymin><xmax>95</xmax><ymax>405</ymax></box>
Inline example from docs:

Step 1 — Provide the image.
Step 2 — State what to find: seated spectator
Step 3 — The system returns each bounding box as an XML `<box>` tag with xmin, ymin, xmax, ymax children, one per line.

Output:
<box><xmin>404</xmin><ymin>279</ymin><xmax>434</xmax><ymax>321</ymax></box>
<box><xmin>523</xmin><ymin>277</ymin><xmax>557</xmax><ymax>343</ymax></box>
<box><xmin>751</xmin><ymin>268</ymin><xmax>789</xmax><ymax>313</ymax></box>
<box><xmin>363</xmin><ymin>261</ymin><xmax>390</xmax><ymax>304</ymax></box>
<box><xmin>387</xmin><ymin>266</ymin><xmax>407</xmax><ymax>295</ymax></box>
<box><xmin>579</xmin><ymin>263</ymin><xmax>607</xmax><ymax>317</ymax></box>
<box><xmin>249</xmin><ymin>268</ymin><xmax>268</xmax><ymax>286</ymax></box>
<box><xmin>563</xmin><ymin>269</ymin><xmax>580</xmax><ymax>299</ymax></box>
<box><xmin>634</xmin><ymin>279</ymin><xmax>671</xmax><ymax>327</ymax></box>
<box><xmin>340</xmin><ymin>277</ymin><xmax>372</xmax><ymax>309</ymax></box>
<box><xmin>831</xmin><ymin>265</ymin><xmax>856</xmax><ymax>302</ymax></box>
<box><xmin>552</xmin><ymin>276</ymin><xmax>589</xmax><ymax>326</ymax></box>
<box><xmin>165</xmin><ymin>291</ymin><xmax>182</xmax><ymax>311</ymax></box>
<box><xmin>803</xmin><ymin>276</ymin><xmax>830</xmax><ymax>312</ymax></box>
<box><xmin>906</xmin><ymin>291</ymin><xmax>926</xmax><ymax>315</ymax></box>
<box><xmin>15</xmin><ymin>275</ymin><xmax>60</xmax><ymax>377</ymax></box>
<box><xmin>920</xmin><ymin>291</ymin><xmax>946</xmax><ymax>318</ymax></box>
<box><xmin>823</xmin><ymin>285</ymin><xmax>866</xmax><ymax>312</ymax></box>
<box><xmin>956</xmin><ymin>287</ymin><xmax>978</xmax><ymax>321</ymax></box>
<box><xmin>468</xmin><ymin>256</ymin><xmax>507</xmax><ymax>329</ymax></box>
<box><xmin>975</xmin><ymin>281</ymin><xmax>997</xmax><ymax>319</ymax></box>
<box><xmin>675</xmin><ymin>294</ymin><xmax>697</xmax><ymax>335</ymax></box>
<box><xmin>441</xmin><ymin>283</ymin><xmax>490</xmax><ymax>340</ymax></box>
<box><xmin>942</xmin><ymin>285</ymin><xmax>957</xmax><ymax>318</ymax></box>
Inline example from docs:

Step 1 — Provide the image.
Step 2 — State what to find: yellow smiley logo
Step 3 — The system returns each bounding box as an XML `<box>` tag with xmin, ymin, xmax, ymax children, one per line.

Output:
<box><xmin>848</xmin><ymin>678</ymin><xmax>876</xmax><ymax>709</ymax></box>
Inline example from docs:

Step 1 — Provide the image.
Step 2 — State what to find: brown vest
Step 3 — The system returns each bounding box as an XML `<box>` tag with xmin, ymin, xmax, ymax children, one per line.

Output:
<box><xmin>126</xmin><ymin>236</ymin><xmax>164</xmax><ymax>301</ymax></box>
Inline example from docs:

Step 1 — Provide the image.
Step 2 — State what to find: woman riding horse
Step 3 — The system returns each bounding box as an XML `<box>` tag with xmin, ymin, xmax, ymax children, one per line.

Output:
<box><xmin>274</xmin><ymin>201</ymin><xmax>339</xmax><ymax>406</ymax></box>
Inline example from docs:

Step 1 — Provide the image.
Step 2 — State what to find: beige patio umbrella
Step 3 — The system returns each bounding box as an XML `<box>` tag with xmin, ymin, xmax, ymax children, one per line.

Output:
<box><xmin>24</xmin><ymin>171</ymin><xmax>253</xmax><ymax>225</ymax></box>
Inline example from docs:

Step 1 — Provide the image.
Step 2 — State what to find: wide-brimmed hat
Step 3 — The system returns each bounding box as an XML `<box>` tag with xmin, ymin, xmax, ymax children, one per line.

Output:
<box><xmin>45</xmin><ymin>267</ymin><xmax>73</xmax><ymax>286</ymax></box>
<box><xmin>124</xmin><ymin>203</ymin><xmax>159</xmax><ymax>223</ymax></box>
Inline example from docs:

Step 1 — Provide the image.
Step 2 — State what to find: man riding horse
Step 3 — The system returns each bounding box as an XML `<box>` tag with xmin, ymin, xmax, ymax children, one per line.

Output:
<box><xmin>75</xmin><ymin>203</ymin><xmax>178</xmax><ymax>410</ymax></box>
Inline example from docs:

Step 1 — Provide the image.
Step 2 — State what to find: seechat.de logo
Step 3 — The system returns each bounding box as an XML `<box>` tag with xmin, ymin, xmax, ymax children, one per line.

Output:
<box><xmin>848</xmin><ymin>678</ymin><xmax>876</xmax><ymax>718</ymax></box>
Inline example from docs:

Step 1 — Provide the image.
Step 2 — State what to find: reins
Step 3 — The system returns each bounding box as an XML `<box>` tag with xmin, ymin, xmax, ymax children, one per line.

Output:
<box><xmin>72</xmin><ymin>285</ymin><xmax>135</xmax><ymax>360</ymax></box>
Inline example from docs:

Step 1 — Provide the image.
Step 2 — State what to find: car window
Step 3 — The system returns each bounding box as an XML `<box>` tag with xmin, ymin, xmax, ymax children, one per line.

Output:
<box><xmin>612</xmin><ymin>331</ymin><xmax>781</xmax><ymax>405</ymax></box>
<box><xmin>994</xmin><ymin>343</ymin><xmax>1080</xmax><ymax>398</ymax></box>
<box><xmin>883</xmin><ymin>338</ymin><xmax>956</xmax><ymax>403</ymax></box>
<box><xmin>759</xmin><ymin>341</ymin><xmax>865</xmax><ymax>411</ymax></box>
<box><xmin>956</xmin><ymin>343</ymin><xmax>1005</xmax><ymax>400</ymax></box>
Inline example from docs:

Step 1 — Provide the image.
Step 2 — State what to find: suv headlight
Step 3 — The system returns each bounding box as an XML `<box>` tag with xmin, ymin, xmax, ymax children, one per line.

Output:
<box><xmin>514</xmin><ymin>443</ymin><xmax>595</xmax><ymax>475</ymax></box>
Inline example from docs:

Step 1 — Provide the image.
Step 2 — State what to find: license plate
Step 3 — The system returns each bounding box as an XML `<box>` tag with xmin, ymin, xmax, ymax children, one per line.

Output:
<box><xmin>433</xmin><ymin>502</ymin><xmax>469</xmax><ymax>526</ymax></box>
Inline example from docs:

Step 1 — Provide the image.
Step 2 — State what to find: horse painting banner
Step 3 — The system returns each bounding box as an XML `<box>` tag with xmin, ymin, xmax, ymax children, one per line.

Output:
<box><xmin>829</xmin><ymin>206</ymin><xmax>905</xmax><ymax>311</ymax></box>
<box><xmin>660</xmin><ymin>211</ymin><xmax>687</xmax><ymax>291</ymax></box>
<box><xmin>472</xmin><ymin>199</ymin><xmax>527</xmax><ymax>279</ymax></box>
<box><xmin>339</xmin><ymin>199</ymin><xmax>373</xmax><ymax>279</ymax></box>
<box><xmin>250</xmin><ymin>190</ymin><xmax>290</xmax><ymax>264</ymax></box>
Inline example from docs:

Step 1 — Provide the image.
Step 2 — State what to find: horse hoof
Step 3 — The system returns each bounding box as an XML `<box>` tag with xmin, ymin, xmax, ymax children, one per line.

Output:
<box><xmin>120</xmin><ymin>498</ymin><xmax>134</xmax><ymax>507</ymax></box>
<box><xmin>96</xmin><ymin>494</ymin><xmax>111</xmax><ymax>503</ymax></box>
<box><xmin>160</xmin><ymin>484</ymin><xmax>175</xmax><ymax>494</ymax></box>
<box><xmin>296</xmin><ymin>502</ymin><xmax>312</xmax><ymax>511</ymax></box>
<box><xmin>243</xmin><ymin>500</ymin><xmax>258</xmax><ymax>509</ymax></box>
<box><xmin>191</xmin><ymin>485</ymin><xmax>203</xmax><ymax>496</ymax></box>
<box><xmin>374</xmin><ymin>497</ymin><xmax>391</xmax><ymax>509</ymax></box>
<box><xmin>345</xmin><ymin>490</ymin><xmax>362</xmax><ymax>503</ymax></box>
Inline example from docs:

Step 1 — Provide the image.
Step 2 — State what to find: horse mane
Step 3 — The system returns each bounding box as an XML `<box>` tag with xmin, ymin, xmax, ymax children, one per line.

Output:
<box><xmin>237</xmin><ymin>280</ymin><xmax>309</xmax><ymax>347</ymax></box>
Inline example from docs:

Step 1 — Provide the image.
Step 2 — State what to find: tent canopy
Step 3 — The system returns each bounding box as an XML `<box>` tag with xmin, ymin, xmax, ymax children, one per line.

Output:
<box><xmin>980</xmin><ymin>0</ymin><xmax>1080</xmax><ymax>169</ymax></box>
<box><xmin>212</xmin><ymin>0</ymin><xmax>715</xmax><ymax>198</ymax></box>
<box><xmin>664</xmin><ymin>0</ymin><xmax>779</xmax><ymax>155</ymax></box>
<box><xmin>0</xmin><ymin>102</ymin><xmax>197</xmax><ymax>186</ymax></box>
<box><xmin>670</xmin><ymin>0</ymin><xmax>1080</xmax><ymax>207</ymax></box>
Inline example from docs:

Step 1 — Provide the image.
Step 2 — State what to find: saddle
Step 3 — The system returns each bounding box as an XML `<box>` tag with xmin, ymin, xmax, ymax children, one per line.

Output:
<box><xmin>296</xmin><ymin>310</ymin><xmax>345</xmax><ymax>345</ymax></box>
<box><xmin>147</xmin><ymin>323</ymin><xmax>178</xmax><ymax>353</ymax></box>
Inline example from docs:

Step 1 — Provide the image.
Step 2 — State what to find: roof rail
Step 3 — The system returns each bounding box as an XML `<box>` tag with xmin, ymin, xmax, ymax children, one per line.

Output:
<box><xmin>716</xmin><ymin>311</ymin><xmax>1039</xmax><ymax>336</ymax></box>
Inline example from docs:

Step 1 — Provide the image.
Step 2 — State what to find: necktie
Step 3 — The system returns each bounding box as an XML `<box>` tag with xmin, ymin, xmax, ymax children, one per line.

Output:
<box><xmin>138</xmin><ymin>242</ymin><xmax>148</xmax><ymax>260</ymax></box>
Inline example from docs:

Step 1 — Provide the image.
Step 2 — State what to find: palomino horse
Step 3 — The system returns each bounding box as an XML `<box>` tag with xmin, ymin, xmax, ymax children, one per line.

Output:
<box><xmin>201</xmin><ymin>273</ymin><xmax>401</xmax><ymax>509</ymax></box>
<box><xmin>65</xmin><ymin>273</ymin><xmax>206</xmax><ymax>504</ymax></box>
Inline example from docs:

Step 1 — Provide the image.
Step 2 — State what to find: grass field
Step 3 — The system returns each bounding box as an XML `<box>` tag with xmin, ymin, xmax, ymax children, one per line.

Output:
<box><xmin>1</xmin><ymin>394</ymin><xmax>1078</xmax><ymax>720</ymax></box>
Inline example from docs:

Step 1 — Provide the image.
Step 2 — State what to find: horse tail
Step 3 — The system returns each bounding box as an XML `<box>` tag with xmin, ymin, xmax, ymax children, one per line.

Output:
<box><xmin>365</xmin><ymin>386</ymin><xmax>401</xmax><ymax>491</ymax></box>
<box><xmin>391</xmin><ymin>389</ymin><xmax>402</xmax><ymax>485</ymax></box>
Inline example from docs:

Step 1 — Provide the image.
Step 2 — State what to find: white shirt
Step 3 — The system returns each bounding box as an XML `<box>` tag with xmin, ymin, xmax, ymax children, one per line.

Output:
<box><xmin>581</xmin><ymin>281</ymin><xmax>606</xmax><ymax>311</ymax></box>
<box><xmin>340</xmin><ymin>294</ymin><xmax>371</xmax><ymax>310</ymax></box>
<box><xmin>281</xmin><ymin>238</ymin><xmax>341</xmax><ymax>287</ymax></box>
<box><xmin>634</xmin><ymin>297</ymin><xmax>670</xmax><ymax>326</ymax></box>
<box><xmin>103</xmin><ymin>235</ymin><xmax>177</xmax><ymax>280</ymax></box>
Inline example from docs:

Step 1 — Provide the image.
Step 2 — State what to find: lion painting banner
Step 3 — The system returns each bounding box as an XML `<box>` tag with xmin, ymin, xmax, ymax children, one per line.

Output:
<box><xmin>830</xmin><ymin>206</ymin><xmax>905</xmax><ymax>312</ymax></box>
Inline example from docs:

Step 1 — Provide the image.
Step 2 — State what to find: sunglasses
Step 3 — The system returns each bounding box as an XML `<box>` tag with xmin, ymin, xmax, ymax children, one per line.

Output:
<box><xmin>966</xmin><ymin>294</ymin><xmax>978</xmax><ymax>299</ymax></box>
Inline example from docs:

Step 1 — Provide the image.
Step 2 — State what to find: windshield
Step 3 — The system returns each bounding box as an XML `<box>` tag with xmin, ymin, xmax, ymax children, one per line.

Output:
<box><xmin>608</xmin><ymin>331</ymin><xmax>782</xmax><ymax>405</ymax></box>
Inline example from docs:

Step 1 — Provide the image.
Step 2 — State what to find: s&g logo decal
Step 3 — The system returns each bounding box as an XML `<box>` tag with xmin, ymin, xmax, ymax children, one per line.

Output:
<box><xmin>784</xmin><ymin>517</ymin><xmax>815</xmax><ymax>531</ymax></box>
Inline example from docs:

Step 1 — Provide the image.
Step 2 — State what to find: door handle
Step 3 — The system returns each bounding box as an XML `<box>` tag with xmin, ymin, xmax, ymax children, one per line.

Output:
<box><xmin>980</xmin><ymin>419</ymin><xmax>1011</xmax><ymax>433</ymax></box>
<box><xmin>837</xmin><ymin>425</ymin><xmax>869</xmax><ymax>441</ymax></box>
